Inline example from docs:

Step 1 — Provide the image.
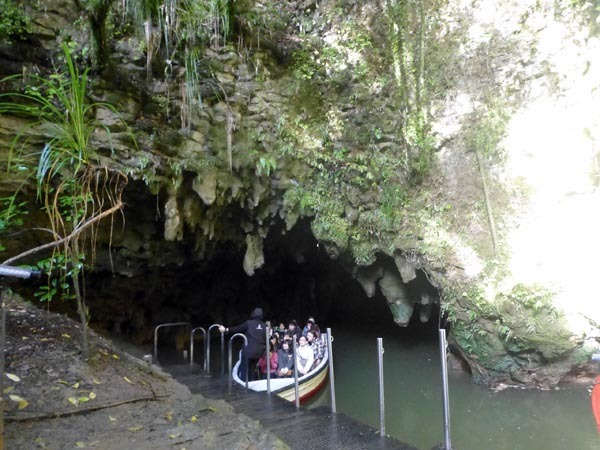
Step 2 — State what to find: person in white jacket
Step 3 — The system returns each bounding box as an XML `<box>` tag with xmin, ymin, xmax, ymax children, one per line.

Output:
<box><xmin>295</xmin><ymin>335</ymin><xmax>314</xmax><ymax>376</ymax></box>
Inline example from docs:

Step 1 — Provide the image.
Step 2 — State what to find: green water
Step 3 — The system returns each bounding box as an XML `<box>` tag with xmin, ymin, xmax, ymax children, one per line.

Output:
<box><xmin>309</xmin><ymin>326</ymin><xmax>600</xmax><ymax>450</ymax></box>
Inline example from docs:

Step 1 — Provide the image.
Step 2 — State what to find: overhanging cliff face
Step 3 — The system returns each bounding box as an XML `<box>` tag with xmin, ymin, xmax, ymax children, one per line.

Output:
<box><xmin>2</xmin><ymin>0</ymin><xmax>600</xmax><ymax>388</ymax></box>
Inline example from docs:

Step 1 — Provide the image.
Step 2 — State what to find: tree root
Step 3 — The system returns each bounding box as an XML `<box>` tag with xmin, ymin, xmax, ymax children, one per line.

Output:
<box><xmin>5</xmin><ymin>392</ymin><xmax>170</xmax><ymax>423</ymax></box>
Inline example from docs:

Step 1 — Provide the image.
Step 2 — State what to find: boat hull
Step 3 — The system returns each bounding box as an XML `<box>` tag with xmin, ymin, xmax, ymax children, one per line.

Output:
<box><xmin>275</xmin><ymin>364</ymin><xmax>328</xmax><ymax>403</ymax></box>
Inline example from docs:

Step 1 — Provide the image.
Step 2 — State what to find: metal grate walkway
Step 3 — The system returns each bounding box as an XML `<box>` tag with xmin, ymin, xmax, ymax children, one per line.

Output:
<box><xmin>165</xmin><ymin>365</ymin><xmax>419</xmax><ymax>450</ymax></box>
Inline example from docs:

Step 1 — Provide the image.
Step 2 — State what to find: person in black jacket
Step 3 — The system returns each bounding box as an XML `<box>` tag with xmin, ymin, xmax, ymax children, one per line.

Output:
<box><xmin>219</xmin><ymin>307</ymin><xmax>266</xmax><ymax>381</ymax></box>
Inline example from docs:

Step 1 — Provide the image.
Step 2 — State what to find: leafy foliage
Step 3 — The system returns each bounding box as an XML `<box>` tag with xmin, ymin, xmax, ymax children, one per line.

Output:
<box><xmin>0</xmin><ymin>43</ymin><xmax>131</xmax><ymax>356</ymax></box>
<box><xmin>0</xmin><ymin>0</ymin><xmax>32</xmax><ymax>44</ymax></box>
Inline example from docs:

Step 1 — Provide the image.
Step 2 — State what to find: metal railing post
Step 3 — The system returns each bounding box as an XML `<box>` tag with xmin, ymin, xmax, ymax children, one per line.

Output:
<box><xmin>326</xmin><ymin>328</ymin><xmax>336</xmax><ymax>413</ymax></box>
<box><xmin>206</xmin><ymin>324</ymin><xmax>220</xmax><ymax>373</ymax></box>
<box><xmin>221</xmin><ymin>331</ymin><xmax>225</xmax><ymax>376</ymax></box>
<box><xmin>190</xmin><ymin>327</ymin><xmax>206</xmax><ymax>372</ymax></box>
<box><xmin>228</xmin><ymin>333</ymin><xmax>249</xmax><ymax>389</ymax></box>
<box><xmin>377</xmin><ymin>337</ymin><xmax>385</xmax><ymax>437</ymax></box>
<box><xmin>153</xmin><ymin>322</ymin><xmax>191</xmax><ymax>364</ymax></box>
<box><xmin>293</xmin><ymin>335</ymin><xmax>300</xmax><ymax>409</ymax></box>
<box><xmin>439</xmin><ymin>329</ymin><xmax>452</xmax><ymax>450</ymax></box>
<box><xmin>266</xmin><ymin>326</ymin><xmax>271</xmax><ymax>394</ymax></box>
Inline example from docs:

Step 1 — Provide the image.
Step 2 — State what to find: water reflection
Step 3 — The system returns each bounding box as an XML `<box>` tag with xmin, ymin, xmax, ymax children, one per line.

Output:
<box><xmin>308</xmin><ymin>326</ymin><xmax>600</xmax><ymax>450</ymax></box>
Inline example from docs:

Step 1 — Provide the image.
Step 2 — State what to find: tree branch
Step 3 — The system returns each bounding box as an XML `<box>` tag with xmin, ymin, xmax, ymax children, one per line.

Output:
<box><xmin>5</xmin><ymin>392</ymin><xmax>170</xmax><ymax>423</ymax></box>
<box><xmin>1</xmin><ymin>200</ymin><xmax>123</xmax><ymax>266</ymax></box>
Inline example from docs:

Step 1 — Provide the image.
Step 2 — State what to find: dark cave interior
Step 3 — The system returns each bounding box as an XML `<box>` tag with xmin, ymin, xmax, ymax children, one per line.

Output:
<box><xmin>80</xmin><ymin>216</ymin><xmax>441</xmax><ymax>345</ymax></box>
<box><xmin>5</xmin><ymin>180</ymin><xmax>441</xmax><ymax>346</ymax></box>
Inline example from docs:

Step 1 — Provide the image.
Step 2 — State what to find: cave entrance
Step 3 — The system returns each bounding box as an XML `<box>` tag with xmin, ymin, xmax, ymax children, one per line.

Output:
<box><xmin>255</xmin><ymin>219</ymin><xmax>441</xmax><ymax>337</ymax></box>
<box><xmin>85</xmin><ymin>217</ymin><xmax>440</xmax><ymax>343</ymax></box>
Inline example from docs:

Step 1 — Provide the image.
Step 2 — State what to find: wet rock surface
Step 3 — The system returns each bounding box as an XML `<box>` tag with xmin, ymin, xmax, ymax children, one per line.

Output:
<box><xmin>4</xmin><ymin>293</ymin><xmax>288</xmax><ymax>450</ymax></box>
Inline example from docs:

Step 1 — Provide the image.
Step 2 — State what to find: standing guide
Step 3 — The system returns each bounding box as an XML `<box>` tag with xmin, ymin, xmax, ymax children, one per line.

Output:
<box><xmin>218</xmin><ymin>308</ymin><xmax>266</xmax><ymax>381</ymax></box>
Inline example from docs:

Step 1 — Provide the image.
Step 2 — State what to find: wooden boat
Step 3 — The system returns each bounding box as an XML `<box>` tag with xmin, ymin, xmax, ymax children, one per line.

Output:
<box><xmin>232</xmin><ymin>335</ymin><xmax>329</xmax><ymax>403</ymax></box>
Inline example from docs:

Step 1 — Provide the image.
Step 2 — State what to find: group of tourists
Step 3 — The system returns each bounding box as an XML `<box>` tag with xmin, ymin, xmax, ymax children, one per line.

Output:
<box><xmin>218</xmin><ymin>308</ymin><xmax>325</xmax><ymax>382</ymax></box>
<box><xmin>259</xmin><ymin>317</ymin><xmax>325</xmax><ymax>379</ymax></box>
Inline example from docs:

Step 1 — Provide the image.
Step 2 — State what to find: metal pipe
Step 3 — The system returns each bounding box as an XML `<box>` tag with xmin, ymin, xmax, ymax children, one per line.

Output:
<box><xmin>326</xmin><ymin>328</ymin><xmax>336</xmax><ymax>414</ymax></box>
<box><xmin>228</xmin><ymin>333</ymin><xmax>249</xmax><ymax>389</ymax></box>
<box><xmin>206</xmin><ymin>324</ymin><xmax>220</xmax><ymax>373</ymax></box>
<box><xmin>221</xmin><ymin>331</ymin><xmax>225</xmax><ymax>376</ymax></box>
<box><xmin>190</xmin><ymin>327</ymin><xmax>206</xmax><ymax>372</ymax></box>
<box><xmin>0</xmin><ymin>265</ymin><xmax>41</xmax><ymax>279</ymax></box>
<box><xmin>377</xmin><ymin>337</ymin><xmax>385</xmax><ymax>437</ymax></box>
<box><xmin>293</xmin><ymin>335</ymin><xmax>300</xmax><ymax>409</ymax></box>
<box><xmin>439</xmin><ymin>329</ymin><xmax>452</xmax><ymax>450</ymax></box>
<box><xmin>153</xmin><ymin>322</ymin><xmax>191</xmax><ymax>364</ymax></box>
<box><xmin>266</xmin><ymin>326</ymin><xmax>271</xmax><ymax>394</ymax></box>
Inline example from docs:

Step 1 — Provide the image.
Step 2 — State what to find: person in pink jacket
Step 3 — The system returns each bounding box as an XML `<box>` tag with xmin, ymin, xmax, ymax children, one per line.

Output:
<box><xmin>258</xmin><ymin>342</ymin><xmax>279</xmax><ymax>378</ymax></box>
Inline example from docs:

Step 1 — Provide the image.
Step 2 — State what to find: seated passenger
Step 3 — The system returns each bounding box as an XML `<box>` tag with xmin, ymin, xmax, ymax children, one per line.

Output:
<box><xmin>258</xmin><ymin>342</ymin><xmax>278</xmax><ymax>379</ymax></box>
<box><xmin>288</xmin><ymin>320</ymin><xmax>302</xmax><ymax>340</ymax></box>
<box><xmin>276</xmin><ymin>340</ymin><xmax>294</xmax><ymax>377</ymax></box>
<box><xmin>304</xmin><ymin>317</ymin><xmax>322</xmax><ymax>336</ymax></box>
<box><xmin>306</xmin><ymin>330</ymin><xmax>324</xmax><ymax>368</ymax></box>
<box><xmin>295</xmin><ymin>335</ymin><xmax>314</xmax><ymax>376</ymax></box>
<box><xmin>302</xmin><ymin>317</ymin><xmax>316</xmax><ymax>337</ymax></box>
<box><xmin>275</xmin><ymin>322</ymin><xmax>287</xmax><ymax>335</ymax></box>
<box><xmin>269</xmin><ymin>333</ymin><xmax>279</xmax><ymax>353</ymax></box>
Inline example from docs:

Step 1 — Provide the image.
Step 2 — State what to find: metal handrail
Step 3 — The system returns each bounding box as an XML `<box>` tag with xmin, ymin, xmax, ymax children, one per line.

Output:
<box><xmin>377</xmin><ymin>337</ymin><xmax>385</xmax><ymax>437</ymax></box>
<box><xmin>190</xmin><ymin>327</ymin><xmax>206</xmax><ymax>372</ymax></box>
<box><xmin>439</xmin><ymin>329</ymin><xmax>452</xmax><ymax>450</ymax></box>
<box><xmin>326</xmin><ymin>328</ymin><xmax>336</xmax><ymax>413</ymax></box>
<box><xmin>206</xmin><ymin>324</ymin><xmax>221</xmax><ymax>373</ymax></box>
<box><xmin>292</xmin><ymin>335</ymin><xmax>300</xmax><ymax>409</ymax></box>
<box><xmin>266</xmin><ymin>326</ymin><xmax>271</xmax><ymax>394</ymax></box>
<box><xmin>153</xmin><ymin>322</ymin><xmax>191</xmax><ymax>364</ymax></box>
<box><xmin>228</xmin><ymin>333</ymin><xmax>248</xmax><ymax>389</ymax></box>
<box><xmin>220</xmin><ymin>330</ymin><xmax>225</xmax><ymax>376</ymax></box>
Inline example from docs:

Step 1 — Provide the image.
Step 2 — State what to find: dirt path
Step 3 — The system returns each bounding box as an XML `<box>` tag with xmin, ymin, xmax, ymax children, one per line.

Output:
<box><xmin>3</xmin><ymin>293</ymin><xmax>288</xmax><ymax>450</ymax></box>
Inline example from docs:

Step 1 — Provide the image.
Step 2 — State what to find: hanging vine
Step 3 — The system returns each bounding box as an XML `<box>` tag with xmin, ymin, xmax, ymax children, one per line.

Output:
<box><xmin>0</xmin><ymin>43</ymin><xmax>132</xmax><ymax>357</ymax></box>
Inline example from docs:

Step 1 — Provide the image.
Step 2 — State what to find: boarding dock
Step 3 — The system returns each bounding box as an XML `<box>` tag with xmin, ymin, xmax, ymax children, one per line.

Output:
<box><xmin>165</xmin><ymin>364</ymin><xmax>418</xmax><ymax>450</ymax></box>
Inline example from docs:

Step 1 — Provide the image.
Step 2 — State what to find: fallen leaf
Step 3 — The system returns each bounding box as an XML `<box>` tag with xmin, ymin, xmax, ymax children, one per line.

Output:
<box><xmin>127</xmin><ymin>426</ymin><xmax>143</xmax><ymax>432</ymax></box>
<box><xmin>123</xmin><ymin>376</ymin><xmax>133</xmax><ymax>384</ymax></box>
<box><xmin>61</xmin><ymin>333</ymin><xmax>71</xmax><ymax>339</ymax></box>
<box><xmin>40</xmin><ymin>338</ymin><xmax>50</xmax><ymax>342</ymax></box>
<box><xmin>190</xmin><ymin>415</ymin><xmax>197</xmax><ymax>423</ymax></box>
<box><xmin>89</xmin><ymin>392</ymin><xmax>96</xmax><ymax>400</ymax></box>
<box><xmin>57</xmin><ymin>380</ymin><xmax>69</xmax><ymax>385</ymax></box>
<box><xmin>108</xmin><ymin>416</ymin><xmax>116</xmax><ymax>422</ymax></box>
<box><xmin>8</xmin><ymin>394</ymin><xmax>28</xmax><ymax>410</ymax></box>
<box><xmin>68</xmin><ymin>397</ymin><xmax>79</xmax><ymax>407</ymax></box>
<box><xmin>168</xmin><ymin>434</ymin><xmax>179</xmax><ymax>439</ymax></box>
<box><xmin>71</xmin><ymin>382</ymin><xmax>80</xmax><ymax>389</ymax></box>
<box><xmin>6</xmin><ymin>373</ymin><xmax>20</xmax><ymax>382</ymax></box>
<box><xmin>78</xmin><ymin>396</ymin><xmax>90</xmax><ymax>403</ymax></box>
<box><xmin>112</xmin><ymin>354</ymin><xmax>120</xmax><ymax>360</ymax></box>
<box><xmin>166</xmin><ymin>411</ymin><xmax>173</xmax><ymax>421</ymax></box>
<box><xmin>75</xmin><ymin>442</ymin><xmax>85</xmax><ymax>448</ymax></box>
<box><xmin>208</xmin><ymin>406</ymin><xmax>216</xmax><ymax>412</ymax></box>
<box><xmin>92</xmin><ymin>377</ymin><xmax>102</xmax><ymax>385</ymax></box>
<box><xmin>3</xmin><ymin>386</ymin><xmax>14</xmax><ymax>394</ymax></box>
